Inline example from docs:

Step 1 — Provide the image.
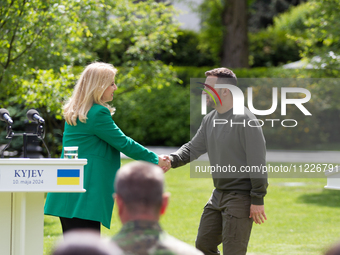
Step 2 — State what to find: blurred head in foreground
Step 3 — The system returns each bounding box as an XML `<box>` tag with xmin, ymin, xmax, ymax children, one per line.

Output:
<box><xmin>326</xmin><ymin>242</ymin><xmax>340</xmax><ymax>255</ymax></box>
<box><xmin>52</xmin><ymin>230</ymin><xmax>123</xmax><ymax>255</ymax></box>
<box><xmin>114</xmin><ymin>161</ymin><xmax>169</xmax><ymax>223</ymax></box>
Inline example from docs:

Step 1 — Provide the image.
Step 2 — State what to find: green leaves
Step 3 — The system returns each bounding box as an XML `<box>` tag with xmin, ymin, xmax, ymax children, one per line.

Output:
<box><xmin>0</xmin><ymin>0</ymin><xmax>101</xmax><ymax>104</ymax></box>
<box><xmin>197</xmin><ymin>0</ymin><xmax>224</xmax><ymax>66</ymax></box>
<box><xmin>1</xmin><ymin>0</ymin><xmax>180</xmax><ymax>108</ymax></box>
<box><xmin>0</xmin><ymin>0</ymin><xmax>180</xmax><ymax>157</ymax></box>
<box><xmin>291</xmin><ymin>0</ymin><xmax>340</xmax><ymax>71</ymax></box>
<box><xmin>19</xmin><ymin>66</ymin><xmax>76</xmax><ymax>119</ymax></box>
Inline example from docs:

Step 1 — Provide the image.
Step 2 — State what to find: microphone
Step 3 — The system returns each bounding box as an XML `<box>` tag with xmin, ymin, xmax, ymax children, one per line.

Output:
<box><xmin>27</xmin><ymin>109</ymin><xmax>45</xmax><ymax>124</ymax></box>
<box><xmin>0</xmin><ymin>108</ymin><xmax>14</xmax><ymax>125</ymax></box>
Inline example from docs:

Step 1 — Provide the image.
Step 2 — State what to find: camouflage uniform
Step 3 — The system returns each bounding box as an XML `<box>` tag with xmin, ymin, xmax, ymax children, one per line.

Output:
<box><xmin>113</xmin><ymin>220</ymin><xmax>203</xmax><ymax>255</ymax></box>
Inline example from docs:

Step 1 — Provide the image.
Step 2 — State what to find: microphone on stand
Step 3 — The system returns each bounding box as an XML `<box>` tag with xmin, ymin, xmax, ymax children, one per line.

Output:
<box><xmin>27</xmin><ymin>109</ymin><xmax>45</xmax><ymax>124</ymax></box>
<box><xmin>0</xmin><ymin>108</ymin><xmax>14</xmax><ymax>125</ymax></box>
<box><xmin>25</xmin><ymin>109</ymin><xmax>50</xmax><ymax>158</ymax></box>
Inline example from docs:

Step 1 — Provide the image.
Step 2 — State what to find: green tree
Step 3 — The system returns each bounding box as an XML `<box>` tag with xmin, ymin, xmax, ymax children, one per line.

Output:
<box><xmin>221</xmin><ymin>0</ymin><xmax>249</xmax><ymax>68</ymax></box>
<box><xmin>198</xmin><ymin>0</ymin><xmax>252</xmax><ymax>68</ymax></box>
<box><xmin>287</xmin><ymin>0</ymin><xmax>340</xmax><ymax>120</ymax></box>
<box><xmin>249</xmin><ymin>2</ymin><xmax>310</xmax><ymax>67</ymax></box>
<box><xmin>291</xmin><ymin>0</ymin><xmax>340</xmax><ymax>71</ymax></box>
<box><xmin>18</xmin><ymin>0</ymin><xmax>180</xmax><ymax>114</ymax></box>
<box><xmin>0</xmin><ymin>0</ymin><xmax>180</xmax><ymax>156</ymax></box>
<box><xmin>0</xmin><ymin>0</ymin><xmax>99</xmax><ymax>105</ymax></box>
<box><xmin>197</xmin><ymin>0</ymin><xmax>308</xmax><ymax>68</ymax></box>
<box><xmin>248</xmin><ymin>0</ymin><xmax>308</xmax><ymax>32</ymax></box>
<box><xmin>159</xmin><ymin>29</ymin><xmax>216</xmax><ymax>67</ymax></box>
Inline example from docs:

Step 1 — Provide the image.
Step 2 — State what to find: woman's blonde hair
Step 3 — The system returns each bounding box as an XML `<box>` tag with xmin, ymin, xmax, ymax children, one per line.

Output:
<box><xmin>64</xmin><ymin>62</ymin><xmax>117</xmax><ymax>126</ymax></box>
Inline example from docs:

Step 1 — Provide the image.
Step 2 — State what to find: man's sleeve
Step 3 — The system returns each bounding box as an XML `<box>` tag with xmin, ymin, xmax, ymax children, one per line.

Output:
<box><xmin>170</xmin><ymin>119</ymin><xmax>207</xmax><ymax>168</ymax></box>
<box><xmin>242</xmin><ymin>120</ymin><xmax>268</xmax><ymax>205</ymax></box>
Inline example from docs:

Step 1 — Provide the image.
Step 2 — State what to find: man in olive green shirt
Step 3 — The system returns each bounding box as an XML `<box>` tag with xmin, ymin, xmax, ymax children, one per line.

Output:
<box><xmin>169</xmin><ymin>68</ymin><xmax>268</xmax><ymax>255</ymax></box>
<box><xmin>113</xmin><ymin>161</ymin><xmax>203</xmax><ymax>255</ymax></box>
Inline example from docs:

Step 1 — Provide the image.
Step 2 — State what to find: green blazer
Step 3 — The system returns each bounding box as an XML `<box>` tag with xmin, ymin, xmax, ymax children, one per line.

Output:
<box><xmin>44</xmin><ymin>104</ymin><xmax>158</xmax><ymax>228</ymax></box>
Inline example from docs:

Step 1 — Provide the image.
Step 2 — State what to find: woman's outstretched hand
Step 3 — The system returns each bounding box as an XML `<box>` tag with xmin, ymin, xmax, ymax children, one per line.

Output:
<box><xmin>158</xmin><ymin>155</ymin><xmax>171</xmax><ymax>173</ymax></box>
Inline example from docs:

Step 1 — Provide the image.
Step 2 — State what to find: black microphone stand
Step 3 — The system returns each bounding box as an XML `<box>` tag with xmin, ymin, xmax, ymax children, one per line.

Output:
<box><xmin>0</xmin><ymin>123</ymin><xmax>14</xmax><ymax>158</ymax></box>
<box><xmin>0</xmin><ymin>122</ymin><xmax>51</xmax><ymax>158</ymax></box>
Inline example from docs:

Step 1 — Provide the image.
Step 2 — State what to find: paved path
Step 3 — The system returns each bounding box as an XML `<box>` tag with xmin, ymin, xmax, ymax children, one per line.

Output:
<box><xmin>121</xmin><ymin>146</ymin><xmax>340</xmax><ymax>164</ymax></box>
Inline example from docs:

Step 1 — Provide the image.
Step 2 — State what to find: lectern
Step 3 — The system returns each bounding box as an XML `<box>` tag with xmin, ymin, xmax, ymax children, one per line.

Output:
<box><xmin>0</xmin><ymin>158</ymin><xmax>87</xmax><ymax>255</ymax></box>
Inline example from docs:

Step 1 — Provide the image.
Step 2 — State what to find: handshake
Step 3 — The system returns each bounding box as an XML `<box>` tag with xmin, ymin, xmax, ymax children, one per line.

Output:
<box><xmin>158</xmin><ymin>155</ymin><xmax>171</xmax><ymax>173</ymax></box>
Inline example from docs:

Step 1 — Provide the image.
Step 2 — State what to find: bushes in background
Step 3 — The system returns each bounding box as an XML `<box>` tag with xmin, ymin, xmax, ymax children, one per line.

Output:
<box><xmin>2</xmin><ymin>66</ymin><xmax>339</xmax><ymax>157</ymax></box>
<box><xmin>110</xmin><ymin>66</ymin><xmax>340</xmax><ymax>150</ymax></box>
<box><xmin>112</xmin><ymin>84</ymin><xmax>190</xmax><ymax>147</ymax></box>
<box><xmin>249</xmin><ymin>3</ymin><xmax>310</xmax><ymax>67</ymax></box>
<box><xmin>174</xmin><ymin>66</ymin><xmax>330</xmax><ymax>86</ymax></box>
<box><xmin>159</xmin><ymin>30</ymin><xmax>216</xmax><ymax>67</ymax></box>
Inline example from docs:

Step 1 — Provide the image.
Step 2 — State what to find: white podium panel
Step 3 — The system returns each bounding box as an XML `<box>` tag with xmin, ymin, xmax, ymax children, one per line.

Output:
<box><xmin>0</xmin><ymin>193</ymin><xmax>11</xmax><ymax>255</ymax></box>
<box><xmin>324</xmin><ymin>165</ymin><xmax>340</xmax><ymax>190</ymax></box>
<box><xmin>0</xmin><ymin>158</ymin><xmax>87</xmax><ymax>255</ymax></box>
<box><xmin>0</xmin><ymin>158</ymin><xmax>86</xmax><ymax>192</ymax></box>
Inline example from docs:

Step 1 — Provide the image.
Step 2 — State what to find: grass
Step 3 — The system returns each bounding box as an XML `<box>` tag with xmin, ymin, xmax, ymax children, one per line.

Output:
<box><xmin>44</xmin><ymin>159</ymin><xmax>340</xmax><ymax>255</ymax></box>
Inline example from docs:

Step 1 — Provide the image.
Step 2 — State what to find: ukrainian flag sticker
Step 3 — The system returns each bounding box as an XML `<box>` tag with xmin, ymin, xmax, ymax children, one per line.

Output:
<box><xmin>57</xmin><ymin>169</ymin><xmax>80</xmax><ymax>185</ymax></box>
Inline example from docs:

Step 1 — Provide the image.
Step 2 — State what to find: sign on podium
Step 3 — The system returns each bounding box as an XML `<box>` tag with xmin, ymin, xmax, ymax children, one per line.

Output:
<box><xmin>0</xmin><ymin>158</ymin><xmax>87</xmax><ymax>255</ymax></box>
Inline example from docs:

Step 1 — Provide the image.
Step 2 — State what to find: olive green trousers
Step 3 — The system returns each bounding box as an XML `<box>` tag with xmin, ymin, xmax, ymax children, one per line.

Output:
<box><xmin>195</xmin><ymin>189</ymin><xmax>253</xmax><ymax>255</ymax></box>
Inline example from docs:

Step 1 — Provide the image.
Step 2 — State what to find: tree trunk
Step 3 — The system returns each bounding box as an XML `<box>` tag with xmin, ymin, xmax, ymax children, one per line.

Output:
<box><xmin>221</xmin><ymin>0</ymin><xmax>249</xmax><ymax>68</ymax></box>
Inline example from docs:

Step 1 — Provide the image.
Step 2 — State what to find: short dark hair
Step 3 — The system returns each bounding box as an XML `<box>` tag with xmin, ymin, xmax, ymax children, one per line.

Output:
<box><xmin>114</xmin><ymin>161</ymin><xmax>164</xmax><ymax>214</ymax></box>
<box><xmin>205</xmin><ymin>67</ymin><xmax>237</xmax><ymax>85</ymax></box>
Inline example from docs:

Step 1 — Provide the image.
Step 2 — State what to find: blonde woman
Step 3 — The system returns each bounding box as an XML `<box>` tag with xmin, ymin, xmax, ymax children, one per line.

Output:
<box><xmin>44</xmin><ymin>62</ymin><xmax>170</xmax><ymax>233</ymax></box>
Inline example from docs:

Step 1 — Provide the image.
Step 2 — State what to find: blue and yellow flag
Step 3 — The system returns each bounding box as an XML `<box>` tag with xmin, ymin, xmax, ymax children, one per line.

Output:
<box><xmin>57</xmin><ymin>169</ymin><xmax>80</xmax><ymax>185</ymax></box>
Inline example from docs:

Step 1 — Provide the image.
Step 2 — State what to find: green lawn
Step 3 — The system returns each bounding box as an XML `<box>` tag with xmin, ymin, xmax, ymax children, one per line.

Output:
<box><xmin>44</xmin><ymin>159</ymin><xmax>340</xmax><ymax>255</ymax></box>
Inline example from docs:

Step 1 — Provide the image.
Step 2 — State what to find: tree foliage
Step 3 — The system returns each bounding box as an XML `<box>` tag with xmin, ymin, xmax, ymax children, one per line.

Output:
<box><xmin>285</xmin><ymin>0</ymin><xmax>340</xmax><ymax>116</ymax></box>
<box><xmin>197</xmin><ymin>0</ymin><xmax>224</xmax><ymax>66</ymax></box>
<box><xmin>0</xmin><ymin>0</ymin><xmax>180</xmax><ymax>156</ymax></box>
<box><xmin>0</xmin><ymin>0</ymin><xmax>180</xmax><ymax>112</ymax></box>
<box><xmin>249</xmin><ymin>2</ymin><xmax>310</xmax><ymax>67</ymax></box>
<box><xmin>159</xmin><ymin>29</ymin><xmax>216</xmax><ymax>67</ymax></box>
<box><xmin>113</xmin><ymin>83</ymin><xmax>190</xmax><ymax>146</ymax></box>
<box><xmin>0</xmin><ymin>0</ymin><xmax>96</xmax><ymax>89</ymax></box>
<box><xmin>196</xmin><ymin>0</ymin><xmax>308</xmax><ymax>67</ymax></box>
<box><xmin>248</xmin><ymin>0</ymin><xmax>307</xmax><ymax>32</ymax></box>
<box><xmin>290</xmin><ymin>0</ymin><xmax>340</xmax><ymax>71</ymax></box>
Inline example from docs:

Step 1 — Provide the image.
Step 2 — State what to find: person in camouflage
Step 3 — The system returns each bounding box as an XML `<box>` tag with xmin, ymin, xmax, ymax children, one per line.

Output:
<box><xmin>112</xmin><ymin>161</ymin><xmax>202</xmax><ymax>255</ymax></box>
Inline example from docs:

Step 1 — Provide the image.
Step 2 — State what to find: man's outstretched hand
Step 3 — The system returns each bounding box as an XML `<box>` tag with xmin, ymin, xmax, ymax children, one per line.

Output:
<box><xmin>249</xmin><ymin>204</ymin><xmax>267</xmax><ymax>224</ymax></box>
<box><xmin>158</xmin><ymin>155</ymin><xmax>171</xmax><ymax>173</ymax></box>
